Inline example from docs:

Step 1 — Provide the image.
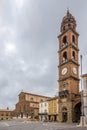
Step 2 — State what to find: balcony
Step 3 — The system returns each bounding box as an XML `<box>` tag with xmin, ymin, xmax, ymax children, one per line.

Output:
<box><xmin>72</xmin><ymin>42</ymin><xmax>77</xmax><ymax>47</ymax></box>
<box><xmin>62</xmin><ymin>58</ymin><xmax>68</xmax><ymax>63</ymax></box>
<box><xmin>60</xmin><ymin>43</ymin><xmax>68</xmax><ymax>50</ymax></box>
<box><xmin>59</xmin><ymin>90</ymin><xmax>69</xmax><ymax>97</ymax></box>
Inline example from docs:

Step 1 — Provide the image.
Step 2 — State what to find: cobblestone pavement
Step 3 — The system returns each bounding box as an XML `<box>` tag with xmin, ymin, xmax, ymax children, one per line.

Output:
<box><xmin>0</xmin><ymin>121</ymin><xmax>87</xmax><ymax>130</ymax></box>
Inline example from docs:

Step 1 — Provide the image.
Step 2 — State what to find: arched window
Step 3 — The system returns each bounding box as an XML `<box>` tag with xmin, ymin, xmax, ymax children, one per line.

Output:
<box><xmin>68</xmin><ymin>24</ymin><xmax>71</xmax><ymax>28</ymax></box>
<box><xmin>40</xmin><ymin>99</ymin><xmax>43</xmax><ymax>102</ymax></box>
<box><xmin>62</xmin><ymin>82</ymin><xmax>68</xmax><ymax>90</ymax></box>
<box><xmin>63</xmin><ymin>36</ymin><xmax>67</xmax><ymax>44</ymax></box>
<box><xmin>62</xmin><ymin>107</ymin><xmax>67</xmax><ymax>112</ymax></box>
<box><xmin>72</xmin><ymin>35</ymin><xmax>75</xmax><ymax>43</ymax></box>
<box><xmin>73</xmin><ymin>25</ymin><xmax>75</xmax><ymax>29</ymax></box>
<box><xmin>1</xmin><ymin>114</ymin><xmax>3</xmax><ymax>116</ymax></box>
<box><xmin>63</xmin><ymin>51</ymin><xmax>67</xmax><ymax>62</ymax></box>
<box><xmin>72</xmin><ymin>51</ymin><xmax>75</xmax><ymax>59</ymax></box>
<box><xmin>30</xmin><ymin>97</ymin><xmax>33</xmax><ymax>101</ymax></box>
<box><xmin>6</xmin><ymin>113</ymin><xmax>8</xmax><ymax>116</ymax></box>
<box><xmin>63</xmin><ymin>26</ymin><xmax>65</xmax><ymax>31</ymax></box>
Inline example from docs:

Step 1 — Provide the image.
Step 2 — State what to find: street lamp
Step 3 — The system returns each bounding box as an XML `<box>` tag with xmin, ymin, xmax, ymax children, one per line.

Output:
<box><xmin>80</xmin><ymin>55</ymin><xmax>84</xmax><ymax>117</ymax></box>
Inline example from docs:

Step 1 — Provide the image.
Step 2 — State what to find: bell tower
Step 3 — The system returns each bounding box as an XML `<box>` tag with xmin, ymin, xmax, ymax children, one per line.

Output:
<box><xmin>58</xmin><ymin>10</ymin><xmax>80</xmax><ymax>122</ymax></box>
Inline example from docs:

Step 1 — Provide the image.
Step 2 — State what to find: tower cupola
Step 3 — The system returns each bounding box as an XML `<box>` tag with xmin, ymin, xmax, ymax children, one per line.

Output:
<box><xmin>61</xmin><ymin>10</ymin><xmax>76</xmax><ymax>33</ymax></box>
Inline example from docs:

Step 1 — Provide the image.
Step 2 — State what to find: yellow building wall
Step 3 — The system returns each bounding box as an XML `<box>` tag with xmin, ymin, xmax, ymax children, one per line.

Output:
<box><xmin>48</xmin><ymin>97</ymin><xmax>59</xmax><ymax>121</ymax></box>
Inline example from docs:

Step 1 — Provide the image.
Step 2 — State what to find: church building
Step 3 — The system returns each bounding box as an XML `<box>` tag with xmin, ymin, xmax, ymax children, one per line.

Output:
<box><xmin>58</xmin><ymin>10</ymin><xmax>81</xmax><ymax>123</ymax></box>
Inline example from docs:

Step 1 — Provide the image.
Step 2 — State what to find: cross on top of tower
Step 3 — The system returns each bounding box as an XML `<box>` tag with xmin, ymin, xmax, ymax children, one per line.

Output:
<box><xmin>67</xmin><ymin>8</ymin><xmax>70</xmax><ymax>15</ymax></box>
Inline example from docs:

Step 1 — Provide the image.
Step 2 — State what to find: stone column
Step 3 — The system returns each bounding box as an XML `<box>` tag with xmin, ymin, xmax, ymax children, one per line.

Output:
<box><xmin>77</xmin><ymin>74</ymin><xmax>87</xmax><ymax>127</ymax></box>
<box><xmin>82</xmin><ymin>74</ymin><xmax>87</xmax><ymax>123</ymax></box>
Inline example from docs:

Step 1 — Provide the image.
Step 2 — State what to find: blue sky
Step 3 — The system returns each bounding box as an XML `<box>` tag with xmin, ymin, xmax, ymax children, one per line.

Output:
<box><xmin>0</xmin><ymin>0</ymin><xmax>87</xmax><ymax>109</ymax></box>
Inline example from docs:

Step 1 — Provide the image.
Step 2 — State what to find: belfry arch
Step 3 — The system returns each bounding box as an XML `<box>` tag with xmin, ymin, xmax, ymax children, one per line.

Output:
<box><xmin>63</xmin><ymin>36</ymin><xmax>67</xmax><ymax>44</ymax></box>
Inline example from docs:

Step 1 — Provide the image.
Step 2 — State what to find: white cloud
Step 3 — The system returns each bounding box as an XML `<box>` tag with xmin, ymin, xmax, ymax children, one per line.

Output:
<box><xmin>4</xmin><ymin>42</ymin><xmax>17</xmax><ymax>55</ymax></box>
<box><xmin>15</xmin><ymin>0</ymin><xmax>24</xmax><ymax>9</ymax></box>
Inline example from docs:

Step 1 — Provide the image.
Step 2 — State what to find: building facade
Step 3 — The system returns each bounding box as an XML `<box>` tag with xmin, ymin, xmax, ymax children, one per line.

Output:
<box><xmin>48</xmin><ymin>96</ymin><xmax>59</xmax><ymax>121</ymax></box>
<box><xmin>82</xmin><ymin>74</ymin><xmax>87</xmax><ymax>123</ymax></box>
<box><xmin>15</xmin><ymin>92</ymin><xmax>50</xmax><ymax>119</ymax></box>
<box><xmin>39</xmin><ymin>101</ymin><xmax>48</xmax><ymax>121</ymax></box>
<box><xmin>0</xmin><ymin>109</ymin><xmax>14</xmax><ymax>120</ymax></box>
<box><xmin>39</xmin><ymin>96</ymin><xmax>58</xmax><ymax>122</ymax></box>
<box><xmin>58</xmin><ymin>10</ymin><xmax>81</xmax><ymax>123</ymax></box>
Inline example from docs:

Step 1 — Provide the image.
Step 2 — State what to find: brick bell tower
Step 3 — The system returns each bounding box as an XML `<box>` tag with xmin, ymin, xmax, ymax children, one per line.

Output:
<box><xmin>58</xmin><ymin>10</ymin><xmax>80</xmax><ymax>122</ymax></box>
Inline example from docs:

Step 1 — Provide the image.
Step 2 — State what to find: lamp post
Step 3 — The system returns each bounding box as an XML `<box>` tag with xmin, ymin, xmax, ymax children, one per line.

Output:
<box><xmin>80</xmin><ymin>55</ymin><xmax>84</xmax><ymax>117</ymax></box>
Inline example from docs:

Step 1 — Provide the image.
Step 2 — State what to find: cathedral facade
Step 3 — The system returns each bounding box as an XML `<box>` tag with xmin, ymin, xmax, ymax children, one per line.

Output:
<box><xmin>58</xmin><ymin>10</ymin><xmax>81</xmax><ymax>123</ymax></box>
<box><xmin>15</xmin><ymin>92</ymin><xmax>50</xmax><ymax>119</ymax></box>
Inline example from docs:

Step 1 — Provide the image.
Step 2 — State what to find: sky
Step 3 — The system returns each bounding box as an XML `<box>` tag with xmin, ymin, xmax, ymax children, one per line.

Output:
<box><xmin>0</xmin><ymin>0</ymin><xmax>87</xmax><ymax>109</ymax></box>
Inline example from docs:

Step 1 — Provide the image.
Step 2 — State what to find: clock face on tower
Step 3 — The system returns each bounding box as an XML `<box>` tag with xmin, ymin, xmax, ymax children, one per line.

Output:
<box><xmin>73</xmin><ymin>67</ymin><xmax>77</xmax><ymax>74</ymax></box>
<box><xmin>62</xmin><ymin>67</ymin><xmax>67</xmax><ymax>75</ymax></box>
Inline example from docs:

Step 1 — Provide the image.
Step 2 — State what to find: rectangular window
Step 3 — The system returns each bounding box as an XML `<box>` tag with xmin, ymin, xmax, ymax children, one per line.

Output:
<box><xmin>45</xmin><ymin>103</ymin><xmax>47</xmax><ymax>106</ymax></box>
<box><xmin>41</xmin><ymin>104</ymin><xmax>43</xmax><ymax>107</ymax></box>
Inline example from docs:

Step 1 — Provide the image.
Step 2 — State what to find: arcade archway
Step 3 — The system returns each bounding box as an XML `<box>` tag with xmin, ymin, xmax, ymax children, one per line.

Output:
<box><xmin>73</xmin><ymin>102</ymin><xmax>81</xmax><ymax>122</ymax></box>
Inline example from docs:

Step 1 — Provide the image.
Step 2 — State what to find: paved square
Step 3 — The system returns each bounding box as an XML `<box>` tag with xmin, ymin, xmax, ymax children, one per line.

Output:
<box><xmin>0</xmin><ymin>121</ymin><xmax>87</xmax><ymax>130</ymax></box>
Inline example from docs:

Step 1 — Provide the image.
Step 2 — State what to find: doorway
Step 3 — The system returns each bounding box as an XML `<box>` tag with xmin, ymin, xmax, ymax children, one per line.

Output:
<box><xmin>21</xmin><ymin>112</ymin><xmax>23</xmax><ymax>118</ymax></box>
<box><xmin>62</xmin><ymin>107</ymin><xmax>67</xmax><ymax>122</ymax></box>
<box><xmin>62</xmin><ymin>112</ymin><xmax>67</xmax><ymax>122</ymax></box>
